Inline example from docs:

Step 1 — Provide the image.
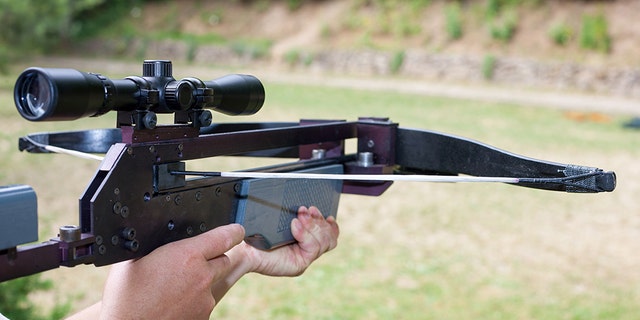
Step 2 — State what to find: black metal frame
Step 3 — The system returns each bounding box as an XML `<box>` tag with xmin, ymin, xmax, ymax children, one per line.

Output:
<box><xmin>0</xmin><ymin>117</ymin><xmax>616</xmax><ymax>282</ymax></box>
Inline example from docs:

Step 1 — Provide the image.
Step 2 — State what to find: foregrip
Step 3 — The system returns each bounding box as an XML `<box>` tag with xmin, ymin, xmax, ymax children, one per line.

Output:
<box><xmin>236</xmin><ymin>164</ymin><xmax>343</xmax><ymax>250</ymax></box>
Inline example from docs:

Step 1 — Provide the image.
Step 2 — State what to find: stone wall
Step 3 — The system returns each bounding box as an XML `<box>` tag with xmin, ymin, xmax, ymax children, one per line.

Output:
<box><xmin>76</xmin><ymin>39</ymin><xmax>640</xmax><ymax>98</ymax></box>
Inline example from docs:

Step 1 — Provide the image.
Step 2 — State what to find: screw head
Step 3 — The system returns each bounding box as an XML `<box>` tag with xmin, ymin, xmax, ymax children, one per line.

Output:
<box><xmin>367</xmin><ymin>140</ymin><xmax>375</xmax><ymax>148</ymax></box>
<box><xmin>120</xmin><ymin>206</ymin><xmax>130</xmax><ymax>218</ymax></box>
<box><xmin>143</xmin><ymin>112</ymin><xmax>158</xmax><ymax>129</ymax></box>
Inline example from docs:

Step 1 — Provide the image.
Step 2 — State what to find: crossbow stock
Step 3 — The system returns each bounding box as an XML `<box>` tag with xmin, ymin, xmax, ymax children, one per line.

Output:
<box><xmin>0</xmin><ymin>61</ymin><xmax>615</xmax><ymax>282</ymax></box>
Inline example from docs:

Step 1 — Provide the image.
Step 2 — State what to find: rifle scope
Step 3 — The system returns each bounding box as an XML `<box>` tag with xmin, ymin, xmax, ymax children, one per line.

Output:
<box><xmin>14</xmin><ymin>60</ymin><xmax>265</xmax><ymax>122</ymax></box>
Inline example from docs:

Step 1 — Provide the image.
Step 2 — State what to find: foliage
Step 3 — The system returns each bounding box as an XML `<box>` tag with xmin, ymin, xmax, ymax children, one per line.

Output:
<box><xmin>482</xmin><ymin>54</ymin><xmax>496</xmax><ymax>80</ymax></box>
<box><xmin>0</xmin><ymin>0</ymin><xmax>136</xmax><ymax>71</ymax></box>
<box><xmin>485</xmin><ymin>0</ymin><xmax>540</xmax><ymax>18</ymax></box>
<box><xmin>287</xmin><ymin>0</ymin><xmax>304</xmax><ymax>11</ymax></box>
<box><xmin>70</xmin><ymin>0</ymin><xmax>137</xmax><ymax>40</ymax></box>
<box><xmin>284</xmin><ymin>49</ymin><xmax>302</xmax><ymax>66</ymax></box>
<box><xmin>445</xmin><ymin>2</ymin><xmax>463</xmax><ymax>40</ymax></box>
<box><xmin>390</xmin><ymin>50</ymin><xmax>405</xmax><ymax>74</ymax></box>
<box><xmin>481</xmin><ymin>0</ymin><xmax>520</xmax><ymax>44</ymax></box>
<box><xmin>0</xmin><ymin>0</ymin><xmax>67</xmax><ymax>71</ymax></box>
<box><xmin>343</xmin><ymin>0</ymin><xmax>426</xmax><ymax>39</ymax></box>
<box><xmin>230</xmin><ymin>39</ymin><xmax>273</xmax><ymax>59</ymax></box>
<box><xmin>487</xmin><ymin>9</ymin><xmax>518</xmax><ymax>43</ymax></box>
<box><xmin>485</xmin><ymin>0</ymin><xmax>503</xmax><ymax>19</ymax></box>
<box><xmin>548</xmin><ymin>22</ymin><xmax>573</xmax><ymax>46</ymax></box>
<box><xmin>283</xmin><ymin>49</ymin><xmax>314</xmax><ymax>67</ymax></box>
<box><xmin>580</xmin><ymin>13</ymin><xmax>611</xmax><ymax>53</ymax></box>
<box><xmin>0</xmin><ymin>275</ymin><xmax>71</xmax><ymax>319</ymax></box>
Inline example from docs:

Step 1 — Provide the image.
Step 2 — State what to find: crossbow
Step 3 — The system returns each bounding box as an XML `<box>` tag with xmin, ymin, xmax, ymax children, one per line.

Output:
<box><xmin>0</xmin><ymin>60</ymin><xmax>616</xmax><ymax>282</ymax></box>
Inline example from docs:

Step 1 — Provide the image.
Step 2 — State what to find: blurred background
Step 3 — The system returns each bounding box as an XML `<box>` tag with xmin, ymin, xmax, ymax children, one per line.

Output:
<box><xmin>0</xmin><ymin>0</ymin><xmax>638</xmax><ymax>319</ymax></box>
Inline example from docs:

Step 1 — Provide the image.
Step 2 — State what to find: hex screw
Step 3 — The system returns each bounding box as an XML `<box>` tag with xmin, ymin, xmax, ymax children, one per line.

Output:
<box><xmin>174</xmin><ymin>195</ymin><xmax>182</xmax><ymax>205</ymax></box>
<box><xmin>120</xmin><ymin>206</ymin><xmax>130</xmax><ymax>218</ymax></box>
<box><xmin>121</xmin><ymin>227</ymin><xmax>137</xmax><ymax>241</ymax></box>
<box><xmin>124</xmin><ymin>240</ymin><xmax>139</xmax><ymax>252</ymax></box>
<box><xmin>195</xmin><ymin>191</ymin><xmax>202</xmax><ymax>201</ymax></box>
<box><xmin>113</xmin><ymin>202</ymin><xmax>122</xmax><ymax>214</ymax></box>
<box><xmin>199</xmin><ymin>223</ymin><xmax>207</xmax><ymax>232</ymax></box>
<box><xmin>367</xmin><ymin>139</ymin><xmax>375</xmax><ymax>148</ymax></box>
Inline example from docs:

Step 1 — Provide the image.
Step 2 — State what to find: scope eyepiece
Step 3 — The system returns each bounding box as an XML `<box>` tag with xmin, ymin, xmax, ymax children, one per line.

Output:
<box><xmin>14</xmin><ymin>61</ymin><xmax>265</xmax><ymax>125</ymax></box>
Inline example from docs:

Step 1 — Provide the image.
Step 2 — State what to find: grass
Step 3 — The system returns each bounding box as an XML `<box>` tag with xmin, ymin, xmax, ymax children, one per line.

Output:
<box><xmin>1</xmin><ymin>59</ymin><xmax>638</xmax><ymax>319</ymax></box>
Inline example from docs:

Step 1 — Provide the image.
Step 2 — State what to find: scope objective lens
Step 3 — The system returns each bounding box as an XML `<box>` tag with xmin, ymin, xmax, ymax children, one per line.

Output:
<box><xmin>16</xmin><ymin>71</ymin><xmax>55</xmax><ymax>120</ymax></box>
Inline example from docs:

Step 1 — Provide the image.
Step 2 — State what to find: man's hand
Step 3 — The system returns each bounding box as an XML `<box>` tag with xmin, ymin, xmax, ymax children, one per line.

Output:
<box><xmin>209</xmin><ymin>206</ymin><xmax>339</xmax><ymax>303</ymax></box>
<box><xmin>233</xmin><ymin>206</ymin><xmax>340</xmax><ymax>277</ymax></box>
<box><xmin>99</xmin><ymin>224</ymin><xmax>245</xmax><ymax>320</ymax></box>
<box><xmin>68</xmin><ymin>206</ymin><xmax>339</xmax><ymax>319</ymax></box>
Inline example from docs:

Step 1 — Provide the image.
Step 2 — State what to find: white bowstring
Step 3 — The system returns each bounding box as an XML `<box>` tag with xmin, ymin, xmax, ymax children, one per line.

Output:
<box><xmin>39</xmin><ymin>142</ymin><xmax>519</xmax><ymax>184</ymax></box>
<box><xmin>205</xmin><ymin>171</ymin><xmax>519</xmax><ymax>184</ymax></box>
<box><xmin>41</xmin><ymin>145</ymin><xmax>105</xmax><ymax>161</ymax></box>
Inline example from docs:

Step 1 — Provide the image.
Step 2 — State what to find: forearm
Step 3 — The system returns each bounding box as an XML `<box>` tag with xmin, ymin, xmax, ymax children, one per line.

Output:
<box><xmin>65</xmin><ymin>302</ymin><xmax>101</xmax><ymax>320</ymax></box>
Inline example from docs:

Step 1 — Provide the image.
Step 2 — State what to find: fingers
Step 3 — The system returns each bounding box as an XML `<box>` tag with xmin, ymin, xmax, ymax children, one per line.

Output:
<box><xmin>183</xmin><ymin>224</ymin><xmax>246</xmax><ymax>261</ymax></box>
<box><xmin>311</xmin><ymin>206</ymin><xmax>339</xmax><ymax>252</ymax></box>
<box><xmin>292</xmin><ymin>206</ymin><xmax>339</xmax><ymax>256</ymax></box>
